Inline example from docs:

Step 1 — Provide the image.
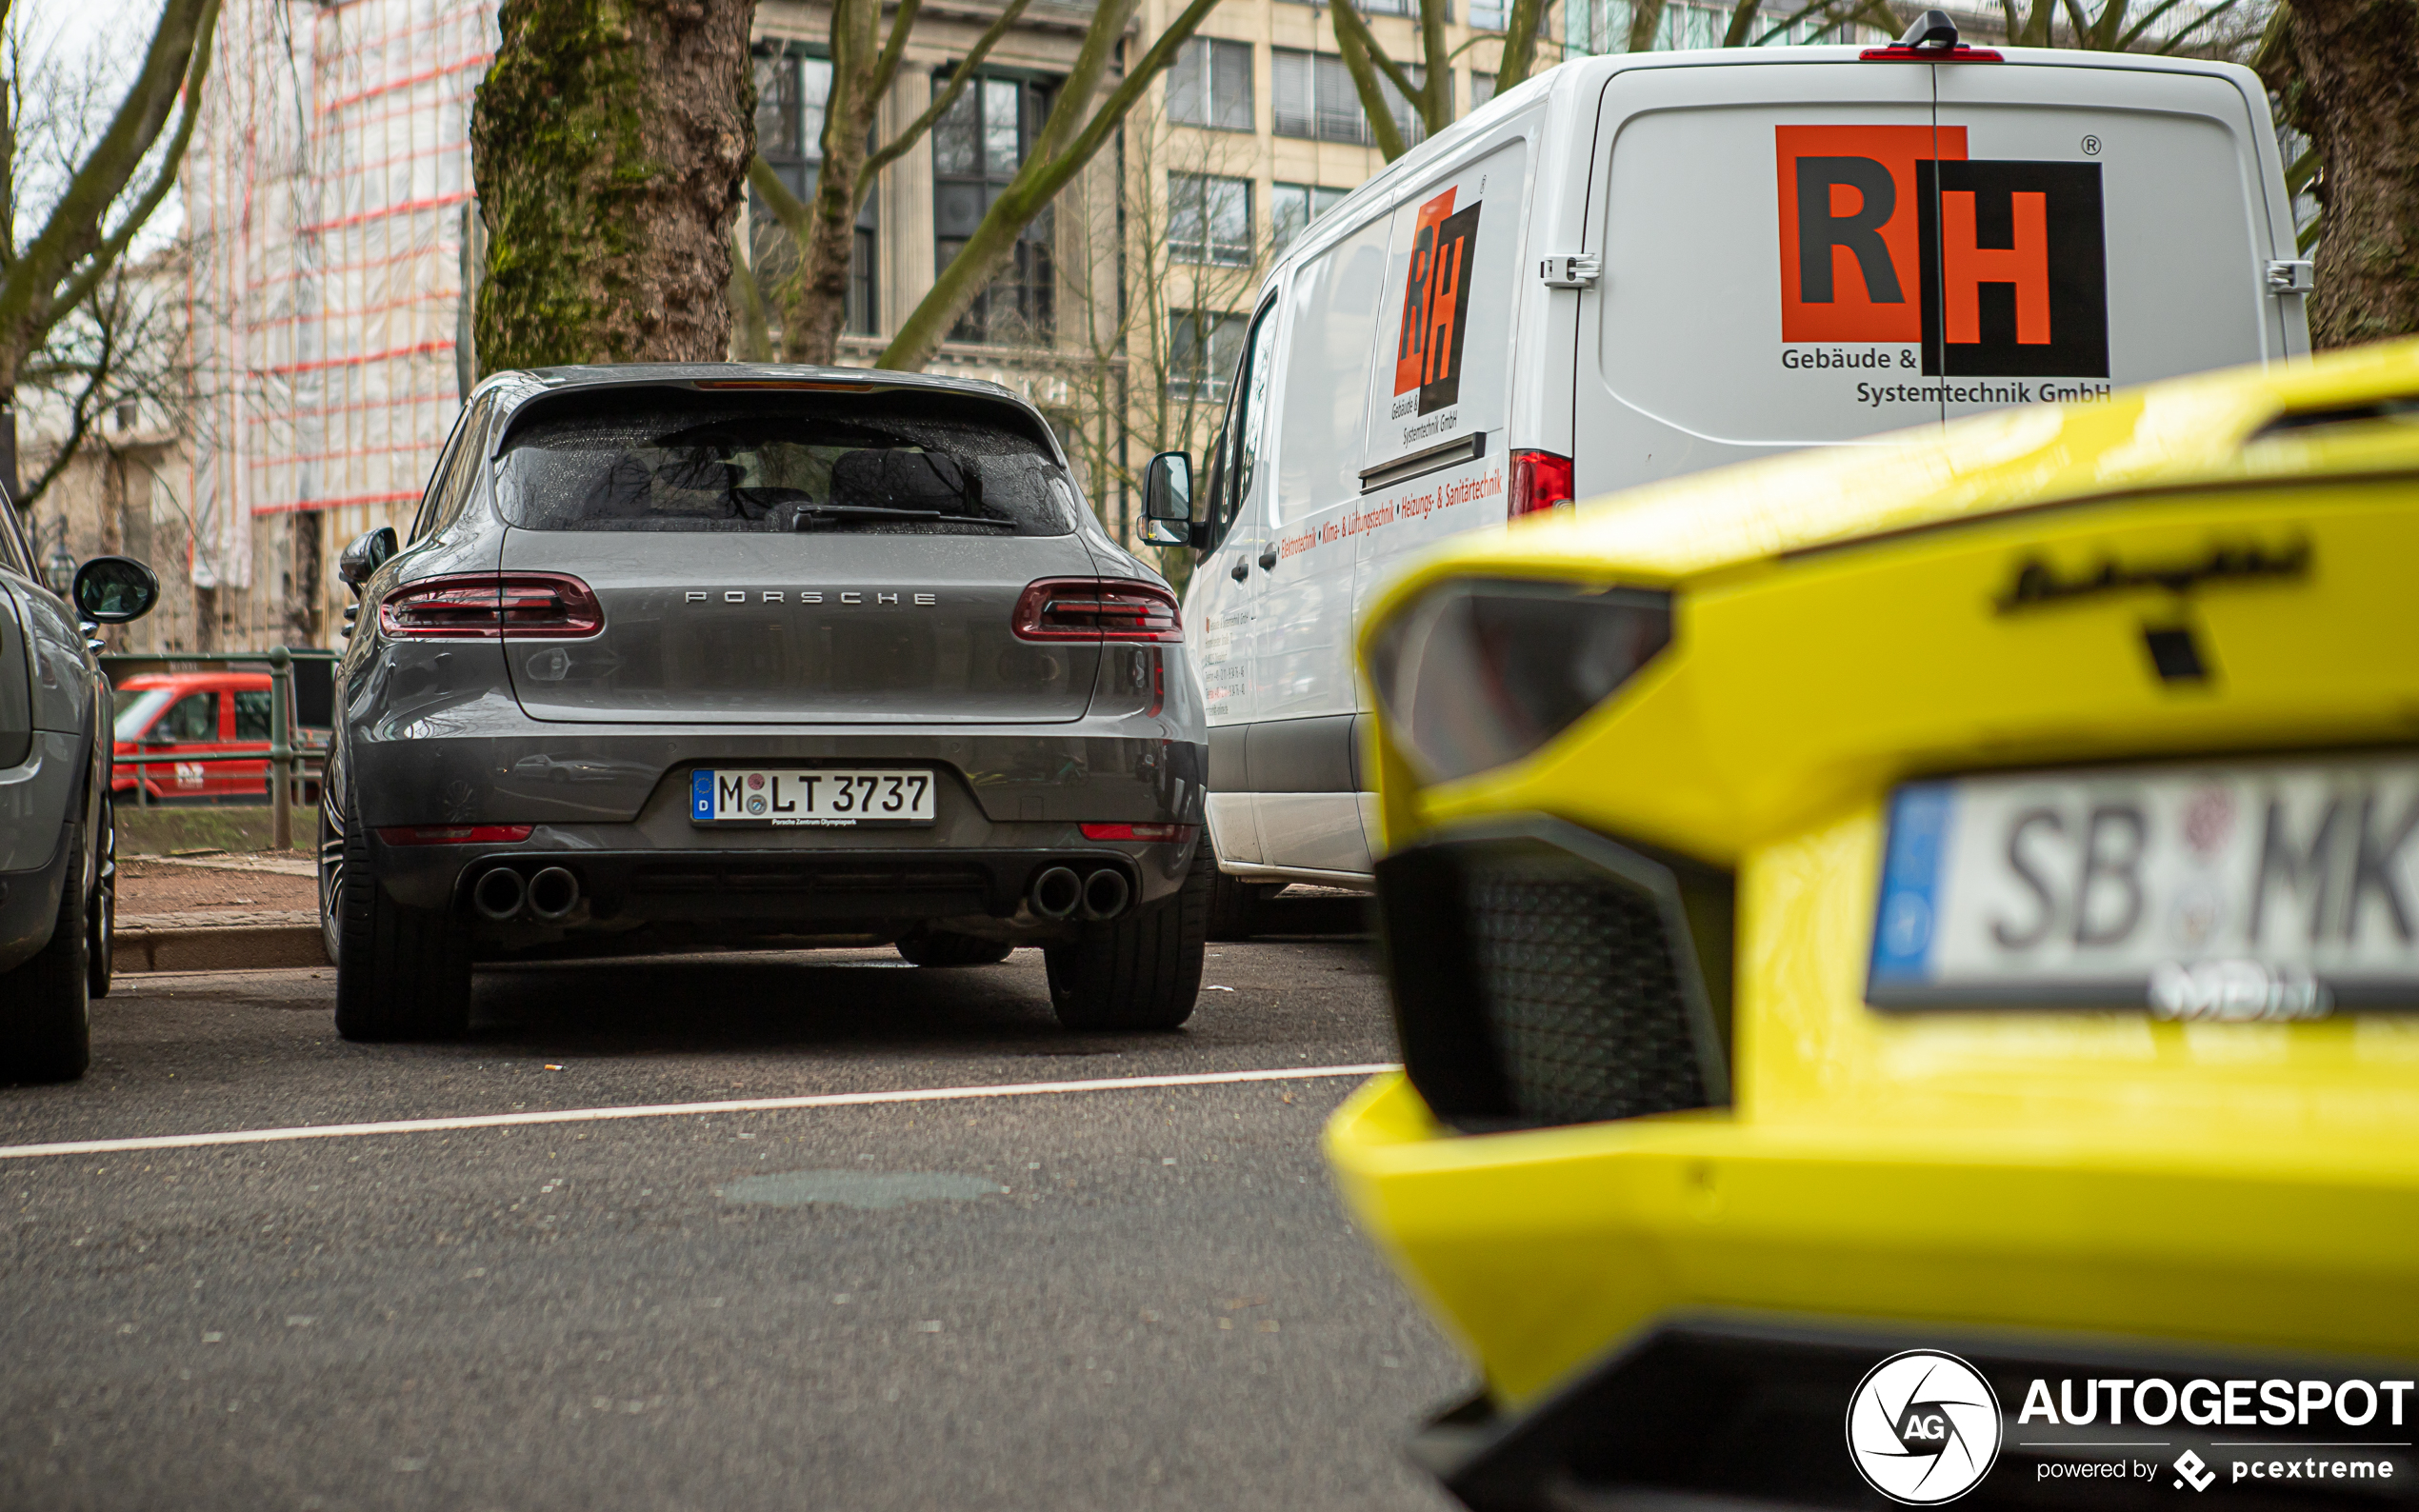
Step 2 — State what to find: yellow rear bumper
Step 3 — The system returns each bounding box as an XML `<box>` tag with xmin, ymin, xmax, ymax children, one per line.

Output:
<box><xmin>1325</xmin><ymin>1072</ymin><xmax>2419</xmax><ymax>1409</ymax></box>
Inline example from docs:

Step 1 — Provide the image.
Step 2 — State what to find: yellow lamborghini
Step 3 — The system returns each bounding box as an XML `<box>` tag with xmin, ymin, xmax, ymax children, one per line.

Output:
<box><xmin>1329</xmin><ymin>341</ymin><xmax>2419</xmax><ymax>1509</ymax></box>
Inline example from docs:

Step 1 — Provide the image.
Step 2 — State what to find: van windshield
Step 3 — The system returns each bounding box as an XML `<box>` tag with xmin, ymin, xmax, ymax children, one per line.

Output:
<box><xmin>496</xmin><ymin>392</ymin><xmax>1077</xmax><ymax>537</ymax></box>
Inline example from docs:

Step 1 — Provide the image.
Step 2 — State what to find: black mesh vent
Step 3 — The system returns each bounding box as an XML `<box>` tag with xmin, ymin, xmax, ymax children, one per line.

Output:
<box><xmin>1464</xmin><ymin>856</ymin><xmax>1712</xmax><ymax>1126</ymax></box>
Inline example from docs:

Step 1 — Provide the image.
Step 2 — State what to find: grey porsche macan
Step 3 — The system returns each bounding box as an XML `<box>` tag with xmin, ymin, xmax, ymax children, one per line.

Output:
<box><xmin>321</xmin><ymin>365</ymin><xmax>1210</xmax><ymax>1041</ymax></box>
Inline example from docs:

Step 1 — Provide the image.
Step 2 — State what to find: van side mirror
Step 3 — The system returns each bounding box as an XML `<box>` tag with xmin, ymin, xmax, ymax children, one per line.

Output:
<box><xmin>71</xmin><ymin>556</ymin><xmax>159</xmax><ymax>624</ymax></box>
<box><xmin>338</xmin><ymin>527</ymin><xmax>398</xmax><ymax>591</ymax></box>
<box><xmin>1141</xmin><ymin>452</ymin><xmax>1192</xmax><ymax>547</ymax></box>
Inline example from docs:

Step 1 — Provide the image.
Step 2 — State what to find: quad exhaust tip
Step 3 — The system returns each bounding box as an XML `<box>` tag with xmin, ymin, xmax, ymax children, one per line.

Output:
<box><xmin>527</xmin><ymin>866</ymin><xmax>580</xmax><ymax>922</ymax></box>
<box><xmin>472</xmin><ymin>864</ymin><xmax>581</xmax><ymax>922</ymax></box>
<box><xmin>471</xmin><ymin>866</ymin><xmax>526</xmax><ymax>922</ymax></box>
<box><xmin>1079</xmin><ymin>867</ymin><xmax>1130</xmax><ymax>922</ymax></box>
<box><xmin>1030</xmin><ymin>865</ymin><xmax>1083</xmax><ymax>920</ymax></box>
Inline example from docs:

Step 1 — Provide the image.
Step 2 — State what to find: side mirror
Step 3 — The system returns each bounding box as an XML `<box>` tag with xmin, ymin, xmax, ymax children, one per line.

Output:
<box><xmin>71</xmin><ymin>556</ymin><xmax>159</xmax><ymax>624</ymax></box>
<box><xmin>338</xmin><ymin>527</ymin><xmax>397</xmax><ymax>591</ymax></box>
<box><xmin>1141</xmin><ymin>451</ymin><xmax>1192</xmax><ymax>548</ymax></box>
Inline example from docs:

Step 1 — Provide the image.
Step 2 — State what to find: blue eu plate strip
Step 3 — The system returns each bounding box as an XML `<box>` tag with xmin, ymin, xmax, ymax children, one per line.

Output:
<box><xmin>690</xmin><ymin>769</ymin><xmax>714</xmax><ymax>822</ymax></box>
<box><xmin>1869</xmin><ymin>783</ymin><xmax>1952</xmax><ymax>986</ymax></box>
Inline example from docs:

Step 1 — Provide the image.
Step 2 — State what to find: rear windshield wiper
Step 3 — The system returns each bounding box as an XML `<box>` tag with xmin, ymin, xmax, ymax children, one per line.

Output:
<box><xmin>790</xmin><ymin>504</ymin><xmax>1013</xmax><ymax>530</ymax></box>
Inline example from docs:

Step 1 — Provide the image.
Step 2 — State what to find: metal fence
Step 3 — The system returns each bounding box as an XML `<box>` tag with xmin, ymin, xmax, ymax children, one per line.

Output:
<box><xmin>99</xmin><ymin>648</ymin><xmax>340</xmax><ymax>851</ymax></box>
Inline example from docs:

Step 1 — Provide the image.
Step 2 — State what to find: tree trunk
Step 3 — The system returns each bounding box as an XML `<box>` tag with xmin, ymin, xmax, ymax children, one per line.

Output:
<box><xmin>471</xmin><ymin>0</ymin><xmax>755</xmax><ymax>371</ymax></box>
<box><xmin>2265</xmin><ymin>0</ymin><xmax>2419</xmax><ymax>348</ymax></box>
<box><xmin>789</xmin><ymin>104</ymin><xmax>873</xmax><ymax>365</ymax></box>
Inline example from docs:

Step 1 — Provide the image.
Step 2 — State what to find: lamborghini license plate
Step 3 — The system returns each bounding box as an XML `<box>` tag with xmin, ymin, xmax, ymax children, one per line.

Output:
<box><xmin>1868</xmin><ymin>755</ymin><xmax>2419</xmax><ymax>1017</ymax></box>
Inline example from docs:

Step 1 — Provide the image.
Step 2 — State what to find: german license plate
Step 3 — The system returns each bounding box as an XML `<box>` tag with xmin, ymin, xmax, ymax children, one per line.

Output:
<box><xmin>1868</xmin><ymin>755</ymin><xmax>2419</xmax><ymax>1018</ymax></box>
<box><xmin>690</xmin><ymin>768</ymin><xmax>936</xmax><ymax>827</ymax></box>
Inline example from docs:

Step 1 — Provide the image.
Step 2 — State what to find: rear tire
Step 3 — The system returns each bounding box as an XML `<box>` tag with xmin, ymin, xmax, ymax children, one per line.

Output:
<box><xmin>896</xmin><ymin>929</ymin><xmax>1014</xmax><ymax>967</ymax></box>
<box><xmin>331</xmin><ymin>777</ymin><xmax>471</xmax><ymax>1042</ymax></box>
<box><xmin>1044</xmin><ymin>844</ymin><xmax>1209</xmax><ymax>1031</ymax></box>
<box><xmin>0</xmin><ymin>824</ymin><xmax>92</xmax><ymax>1084</ymax></box>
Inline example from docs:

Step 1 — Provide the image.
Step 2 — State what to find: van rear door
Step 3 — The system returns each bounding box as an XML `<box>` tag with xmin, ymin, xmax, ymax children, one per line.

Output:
<box><xmin>1576</xmin><ymin>59</ymin><xmax>1941</xmax><ymax>501</ymax></box>
<box><xmin>1929</xmin><ymin>59</ymin><xmax>2302</xmax><ymax>422</ymax></box>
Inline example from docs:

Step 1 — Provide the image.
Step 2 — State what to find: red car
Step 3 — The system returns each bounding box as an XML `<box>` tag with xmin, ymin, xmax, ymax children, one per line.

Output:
<box><xmin>110</xmin><ymin>672</ymin><xmax>277</xmax><ymax>804</ymax></box>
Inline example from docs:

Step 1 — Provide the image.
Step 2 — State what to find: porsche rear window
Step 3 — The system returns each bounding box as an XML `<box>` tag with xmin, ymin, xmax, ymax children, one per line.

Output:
<box><xmin>494</xmin><ymin>390</ymin><xmax>1078</xmax><ymax>536</ymax></box>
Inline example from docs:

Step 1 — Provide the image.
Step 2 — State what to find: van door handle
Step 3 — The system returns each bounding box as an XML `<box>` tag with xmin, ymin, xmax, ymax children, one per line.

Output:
<box><xmin>1230</xmin><ymin>560</ymin><xmax>1250</xmax><ymax>582</ymax></box>
<box><xmin>1257</xmin><ymin>547</ymin><xmax>1278</xmax><ymax>571</ymax></box>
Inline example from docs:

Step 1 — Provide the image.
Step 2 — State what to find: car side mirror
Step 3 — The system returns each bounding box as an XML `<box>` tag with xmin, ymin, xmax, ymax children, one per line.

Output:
<box><xmin>338</xmin><ymin>527</ymin><xmax>397</xmax><ymax>592</ymax></box>
<box><xmin>71</xmin><ymin>556</ymin><xmax>159</xmax><ymax>624</ymax></box>
<box><xmin>1141</xmin><ymin>451</ymin><xmax>1192</xmax><ymax>548</ymax></box>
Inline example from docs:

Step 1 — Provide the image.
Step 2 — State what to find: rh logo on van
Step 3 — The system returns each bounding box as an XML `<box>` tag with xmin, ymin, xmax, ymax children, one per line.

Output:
<box><xmin>1395</xmin><ymin>187</ymin><xmax>1482</xmax><ymax>416</ymax></box>
<box><xmin>1776</xmin><ymin>126</ymin><xmax>2108</xmax><ymax>378</ymax></box>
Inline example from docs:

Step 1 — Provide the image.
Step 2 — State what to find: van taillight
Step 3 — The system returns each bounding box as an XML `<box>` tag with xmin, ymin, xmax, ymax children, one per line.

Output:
<box><xmin>1013</xmin><ymin>579</ymin><xmax>1184</xmax><ymax>643</ymax></box>
<box><xmin>378</xmin><ymin>573</ymin><xmax>604</xmax><ymax>640</ymax></box>
<box><xmin>1508</xmin><ymin>450</ymin><xmax>1575</xmax><ymax>520</ymax></box>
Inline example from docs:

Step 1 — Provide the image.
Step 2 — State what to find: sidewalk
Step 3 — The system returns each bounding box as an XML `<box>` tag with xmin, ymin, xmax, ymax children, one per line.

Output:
<box><xmin>116</xmin><ymin>851</ymin><xmax>327</xmax><ymax>972</ymax></box>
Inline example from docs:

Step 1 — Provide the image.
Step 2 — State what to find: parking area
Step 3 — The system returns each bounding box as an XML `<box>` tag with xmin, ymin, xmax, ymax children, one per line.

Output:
<box><xmin>2</xmin><ymin>915</ymin><xmax>1463</xmax><ymax>1512</ymax></box>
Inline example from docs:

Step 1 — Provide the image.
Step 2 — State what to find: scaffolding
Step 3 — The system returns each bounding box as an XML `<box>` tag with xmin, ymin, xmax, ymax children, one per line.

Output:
<box><xmin>186</xmin><ymin>0</ymin><xmax>497</xmax><ymax>645</ymax></box>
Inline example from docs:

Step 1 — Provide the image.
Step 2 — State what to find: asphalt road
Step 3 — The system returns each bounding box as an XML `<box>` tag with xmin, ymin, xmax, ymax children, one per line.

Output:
<box><xmin>1</xmin><ymin>904</ymin><xmax>1469</xmax><ymax>1512</ymax></box>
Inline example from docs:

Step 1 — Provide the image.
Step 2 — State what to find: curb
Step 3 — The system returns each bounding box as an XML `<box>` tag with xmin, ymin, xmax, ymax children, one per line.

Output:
<box><xmin>116</xmin><ymin>925</ymin><xmax>329</xmax><ymax>974</ymax></box>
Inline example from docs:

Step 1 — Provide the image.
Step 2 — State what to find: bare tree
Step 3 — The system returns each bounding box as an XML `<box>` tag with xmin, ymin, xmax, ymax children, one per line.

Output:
<box><xmin>1058</xmin><ymin>104</ymin><xmax>1270</xmax><ymax>586</ymax></box>
<box><xmin>470</xmin><ymin>0</ymin><xmax>755</xmax><ymax>371</ymax></box>
<box><xmin>1329</xmin><ymin>0</ymin><xmax>1554</xmax><ymax>163</ymax></box>
<box><xmin>14</xmin><ymin>254</ymin><xmax>187</xmax><ymax>517</ymax></box>
<box><xmin>745</xmin><ymin>0</ymin><xmax>1033</xmax><ymax>365</ymax></box>
<box><xmin>0</xmin><ymin>0</ymin><xmax>218</xmax><ymax>501</ymax></box>
<box><xmin>878</xmin><ymin>0</ymin><xmax>1230</xmax><ymax>372</ymax></box>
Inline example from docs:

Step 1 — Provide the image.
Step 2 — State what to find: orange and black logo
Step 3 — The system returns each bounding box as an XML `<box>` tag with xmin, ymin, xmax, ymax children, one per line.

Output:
<box><xmin>1395</xmin><ymin>187</ymin><xmax>1483</xmax><ymax>416</ymax></box>
<box><xmin>1776</xmin><ymin>126</ymin><xmax>2106</xmax><ymax>378</ymax></box>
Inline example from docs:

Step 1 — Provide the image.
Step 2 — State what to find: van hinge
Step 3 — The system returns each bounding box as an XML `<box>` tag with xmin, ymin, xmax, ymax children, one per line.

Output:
<box><xmin>2267</xmin><ymin>259</ymin><xmax>2315</xmax><ymax>295</ymax></box>
<box><xmin>1539</xmin><ymin>254</ymin><xmax>1601</xmax><ymax>289</ymax></box>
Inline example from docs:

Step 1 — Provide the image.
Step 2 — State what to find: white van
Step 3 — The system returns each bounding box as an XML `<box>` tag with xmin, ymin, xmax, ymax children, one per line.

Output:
<box><xmin>1149</xmin><ymin>24</ymin><xmax>2309</xmax><ymax>908</ymax></box>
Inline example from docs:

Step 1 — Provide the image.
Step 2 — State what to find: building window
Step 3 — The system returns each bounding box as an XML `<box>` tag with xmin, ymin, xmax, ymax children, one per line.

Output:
<box><xmin>1272</xmin><ymin>49</ymin><xmax>1425</xmax><ymax>148</ymax></box>
<box><xmin>1271</xmin><ymin>182</ymin><xmax>1349</xmax><ymax>253</ymax></box>
<box><xmin>750</xmin><ymin>47</ymin><xmax>877</xmax><ymax>335</ymax></box>
<box><xmin>1170</xmin><ymin>173</ymin><xmax>1254</xmax><ymax>266</ymax></box>
<box><xmin>1170</xmin><ymin>310</ymin><xmax>1249</xmax><ymax>401</ymax></box>
<box><xmin>1168</xmin><ymin>38</ymin><xmax>1253</xmax><ymax>130</ymax></box>
<box><xmin>934</xmin><ymin>71</ymin><xmax>1055</xmax><ymax>345</ymax></box>
<box><xmin>1470</xmin><ymin>70</ymin><xmax>1495</xmax><ymax>110</ymax></box>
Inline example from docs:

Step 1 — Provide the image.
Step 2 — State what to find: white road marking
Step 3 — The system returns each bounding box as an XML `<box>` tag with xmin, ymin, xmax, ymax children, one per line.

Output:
<box><xmin>0</xmin><ymin>1064</ymin><xmax>1399</xmax><ymax>1162</ymax></box>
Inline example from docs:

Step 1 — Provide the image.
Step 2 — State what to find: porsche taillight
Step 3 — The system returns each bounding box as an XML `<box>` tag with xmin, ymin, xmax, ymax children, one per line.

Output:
<box><xmin>378</xmin><ymin>573</ymin><xmax>604</xmax><ymax>640</ymax></box>
<box><xmin>1013</xmin><ymin>579</ymin><xmax>1183</xmax><ymax>643</ymax></box>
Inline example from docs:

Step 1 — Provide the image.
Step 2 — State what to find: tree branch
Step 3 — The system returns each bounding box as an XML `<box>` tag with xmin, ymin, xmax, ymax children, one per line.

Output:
<box><xmin>860</xmin><ymin>0</ymin><xmax>1034</xmax><ymax>193</ymax></box>
<box><xmin>879</xmin><ymin>0</ymin><xmax>1228</xmax><ymax>369</ymax></box>
<box><xmin>868</xmin><ymin>0</ymin><xmax>926</xmax><ymax>102</ymax></box>
<box><xmin>47</xmin><ymin>0</ymin><xmax>219</xmax><ymax>341</ymax></box>
<box><xmin>729</xmin><ymin>231</ymin><xmax>772</xmax><ymax>360</ymax></box>
<box><xmin>1627</xmin><ymin>0</ymin><xmax>1668</xmax><ymax>51</ymax></box>
<box><xmin>1495</xmin><ymin>0</ymin><xmax>1549</xmax><ymax>84</ymax></box>
<box><xmin>1722</xmin><ymin>0</ymin><xmax>1764</xmax><ymax>47</ymax></box>
<box><xmin>0</xmin><ymin>0</ymin><xmax>213</xmax><ymax>363</ymax></box>
<box><xmin>1329</xmin><ymin>0</ymin><xmax>1412</xmax><ymax>160</ymax></box>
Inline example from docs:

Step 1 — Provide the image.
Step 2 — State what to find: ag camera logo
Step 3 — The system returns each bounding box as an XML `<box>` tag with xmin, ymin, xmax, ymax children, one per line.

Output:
<box><xmin>1847</xmin><ymin>1350</ymin><xmax>2004</xmax><ymax>1503</ymax></box>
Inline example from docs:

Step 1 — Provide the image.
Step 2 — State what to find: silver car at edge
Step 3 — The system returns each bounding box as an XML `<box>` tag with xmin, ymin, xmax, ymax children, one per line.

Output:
<box><xmin>319</xmin><ymin>364</ymin><xmax>1212</xmax><ymax>1041</ymax></box>
<box><xmin>1</xmin><ymin>498</ymin><xmax>159</xmax><ymax>1084</ymax></box>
